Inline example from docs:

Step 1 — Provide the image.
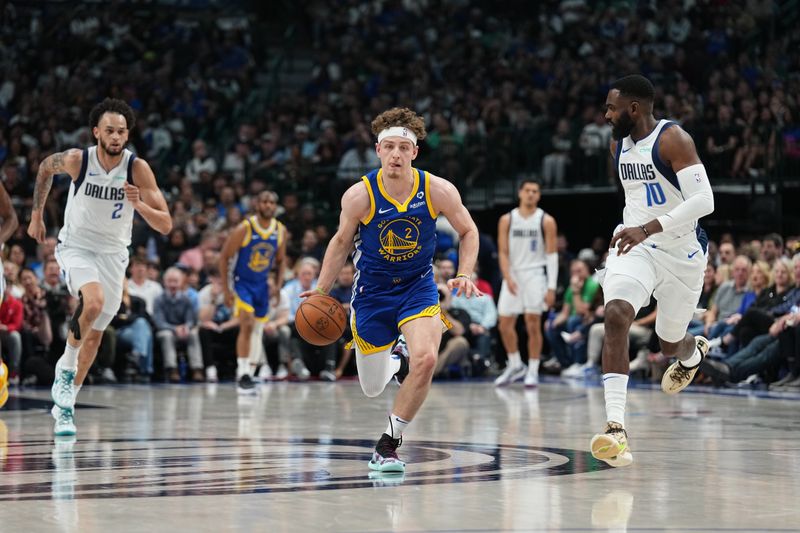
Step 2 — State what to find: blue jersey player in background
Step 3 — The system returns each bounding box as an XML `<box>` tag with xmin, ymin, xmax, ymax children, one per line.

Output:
<box><xmin>301</xmin><ymin>107</ymin><xmax>482</xmax><ymax>473</ymax></box>
<box><xmin>220</xmin><ymin>190</ymin><xmax>286</xmax><ymax>394</ymax></box>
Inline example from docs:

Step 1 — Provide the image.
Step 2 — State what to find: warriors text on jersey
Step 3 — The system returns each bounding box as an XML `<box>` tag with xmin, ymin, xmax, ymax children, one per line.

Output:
<box><xmin>506</xmin><ymin>207</ymin><xmax>547</xmax><ymax>271</ymax></box>
<box><xmin>353</xmin><ymin>168</ymin><xmax>438</xmax><ymax>281</ymax></box>
<box><xmin>615</xmin><ymin>119</ymin><xmax>704</xmax><ymax>247</ymax></box>
<box><xmin>58</xmin><ymin>146</ymin><xmax>136</xmax><ymax>253</ymax></box>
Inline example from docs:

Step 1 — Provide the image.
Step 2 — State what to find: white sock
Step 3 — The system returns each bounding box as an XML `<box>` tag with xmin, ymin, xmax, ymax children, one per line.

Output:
<box><xmin>681</xmin><ymin>346</ymin><xmax>702</xmax><ymax>368</ymax></box>
<box><xmin>385</xmin><ymin>413</ymin><xmax>410</xmax><ymax>439</ymax></box>
<box><xmin>527</xmin><ymin>358</ymin><xmax>540</xmax><ymax>376</ymax></box>
<box><xmin>507</xmin><ymin>351</ymin><xmax>522</xmax><ymax>368</ymax></box>
<box><xmin>237</xmin><ymin>357</ymin><xmax>250</xmax><ymax>379</ymax></box>
<box><xmin>60</xmin><ymin>343</ymin><xmax>80</xmax><ymax>370</ymax></box>
<box><xmin>603</xmin><ymin>373</ymin><xmax>629</xmax><ymax>426</ymax></box>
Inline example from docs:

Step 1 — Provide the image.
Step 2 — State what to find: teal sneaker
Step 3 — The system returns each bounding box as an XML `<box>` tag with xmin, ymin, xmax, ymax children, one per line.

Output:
<box><xmin>368</xmin><ymin>433</ymin><xmax>406</xmax><ymax>473</ymax></box>
<box><xmin>51</xmin><ymin>362</ymin><xmax>77</xmax><ymax>409</ymax></box>
<box><xmin>51</xmin><ymin>405</ymin><xmax>77</xmax><ymax>438</ymax></box>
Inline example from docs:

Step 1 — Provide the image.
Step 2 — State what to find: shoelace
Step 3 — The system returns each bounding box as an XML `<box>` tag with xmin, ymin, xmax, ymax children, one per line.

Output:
<box><xmin>58</xmin><ymin>370</ymin><xmax>75</xmax><ymax>398</ymax></box>
<box><xmin>377</xmin><ymin>436</ymin><xmax>402</xmax><ymax>459</ymax></box>
<box><xmin>671</xmin><ymin>364</ymin><xmax>693</xmax><ymax>383</ymax></box>
<box><xmin>57</xmin><ymin>408</ymin><xmax>74</xmax><ymax>424</ymax></box>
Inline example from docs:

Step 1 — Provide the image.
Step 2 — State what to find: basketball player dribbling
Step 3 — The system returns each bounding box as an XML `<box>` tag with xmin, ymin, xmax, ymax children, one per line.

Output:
<box><xmin>591</xmin><ymin>75</ymin><xmax>714</xmax><ymax>467</ymax></box>
<box><xmin>219</xmin><ymin>190</ymin><xmax>286</xmax><ymax>394</ymax></box>
<box><xmin>28</xmin><ymin>98</ymin><xmax>172</xmax><ymax>438</ymax></box>
<box><xmin>300</xmin><ymin>107</ymin><xmax>482</xmax><ymax>473</ymax></box>
<box><xmin>495</xmin><ymin>179</ymin><xmax>558</xmax><ymax>388</ymax></box>
<box><xmin>0</xmin><ymin>183</ymin><xmax>19</xmax><ymax>409</ymax></box>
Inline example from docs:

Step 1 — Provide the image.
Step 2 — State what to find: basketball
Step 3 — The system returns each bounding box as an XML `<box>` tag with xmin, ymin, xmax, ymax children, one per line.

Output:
<box><xmin>295</xmin><ymin>294</ymin><xmax>347</xmax><ymax>346</ymax></box>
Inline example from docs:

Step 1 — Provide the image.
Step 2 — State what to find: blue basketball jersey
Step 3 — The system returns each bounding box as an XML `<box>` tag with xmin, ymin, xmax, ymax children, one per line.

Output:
<box><xmin>233</xmin><ymin>216</ymin><xmax>283</xmax><ymax>283</ymax></box>
<box><xmin>353</xmin><ymin>168</ymin><xmax>438</xmax><ymax>281</ymax></box>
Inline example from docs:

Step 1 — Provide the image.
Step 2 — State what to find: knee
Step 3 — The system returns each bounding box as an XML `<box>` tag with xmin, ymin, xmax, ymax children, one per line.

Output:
<box><xmin>412</xmin><ymin>350</ymin><xmax>437</xmax><ymax>376</ymax></box>
<box><xmin>82</xmin><ymin>296</ymin><xmax>104</xmax><ymax>320</ymax></box>
<box><xmin>604</xmin><ymin>301</ymin><xmax>634</xmax><ymax>331</ymax></box>
<box><xmin>360</xmin><ymin>380</ymin><xmax>387</xmax><ymax>398</ymax></box>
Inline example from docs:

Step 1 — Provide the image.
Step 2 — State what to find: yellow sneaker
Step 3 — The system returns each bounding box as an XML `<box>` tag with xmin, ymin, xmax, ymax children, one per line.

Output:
<box><xmin>0</xmin><ymin>362</ymin><xmax>8</xmax><ymax>409</ymax></box>
<box><xmin>661</xmin><ymin>336</ymin><xmax>709</xmax><ymax>395</ymax></box>
<box><xmin>591</xmin><ymin>422</ymin><xmax>633</xmax><ymax>467</ymax></box>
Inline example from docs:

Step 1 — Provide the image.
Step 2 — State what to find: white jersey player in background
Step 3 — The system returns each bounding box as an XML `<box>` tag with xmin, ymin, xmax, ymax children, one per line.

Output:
<box><xmin>495</xmin><ymin>179</ymin><xmax>558</xmax><ymax>388</ymax></box>
<box><xmin>591</xmin><ymin>75</ymin><xmax>714</xmax><ymax>467</ymax></box>
<box><xmin>28</xmin><ymin>98</ymin><xmax>172</xmax><ymax>439</ymax></box>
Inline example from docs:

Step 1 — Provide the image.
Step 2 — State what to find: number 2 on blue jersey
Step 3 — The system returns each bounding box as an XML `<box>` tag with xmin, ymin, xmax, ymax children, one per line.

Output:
<box><xmin>644</xmin><ymin>183</ymin><xmax>666</xmax><ymax>207</ymax></box>
<box><xmin>111</xmin><ymin>202</ymin><xmax>123</xmax><ymax>219</ymax></box>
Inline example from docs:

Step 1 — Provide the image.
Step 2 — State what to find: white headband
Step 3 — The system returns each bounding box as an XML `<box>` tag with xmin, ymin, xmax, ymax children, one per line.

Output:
<box><xmin>377</xmin><ymin>126</ymin><xmax>417</xmax><ymax>146</ymax></box>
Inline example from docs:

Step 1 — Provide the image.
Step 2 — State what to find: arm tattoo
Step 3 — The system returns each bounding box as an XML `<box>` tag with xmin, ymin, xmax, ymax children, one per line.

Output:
<box><xmin>32</xmin><ymin>152</ymin><xmax>65</xmax><ymax>211</ymax></box>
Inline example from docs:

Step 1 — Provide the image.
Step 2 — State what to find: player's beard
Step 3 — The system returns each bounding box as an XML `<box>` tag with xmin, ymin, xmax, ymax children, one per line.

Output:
<box><xmin>99</xmin><ymin>138</ymin><xmax>125</xmax><ymax>156</ymax></box>
<box><xmin>610</xmin><ymin>111</ymin><xmax>634</xmax><ymax>140</ymax></box>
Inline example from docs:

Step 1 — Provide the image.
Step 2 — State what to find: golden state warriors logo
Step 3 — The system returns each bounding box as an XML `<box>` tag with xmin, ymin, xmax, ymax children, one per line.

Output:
<box><xmin>247</xmin><ymin>242</ymin><xmax>275</xmax><ymax>272</ymax></box>
<box><xmin>378</xmin><ymin>217</ymin><xmax>422</xmax><ymax>262</ymax></box>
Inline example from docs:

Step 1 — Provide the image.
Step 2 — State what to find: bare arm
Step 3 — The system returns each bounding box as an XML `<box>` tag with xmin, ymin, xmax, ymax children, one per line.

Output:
<box><xmin>307</xmin><ymin>183</ymin><xmax>369</xmax><ymax>295</ymax></box>
<box><xmin>497</xmin><ymin>213</ymin><xmax>515</xmax><ymax>293</ymax></box>
<box><xmin>543</xmin><ymin>213</ymin><xmax>558</xmax><ymax>307</ymax></box>
<box><xmin>0</xmin><ymin>185</ymin><xmax>19</xmax><ymax>246</ymax></box>
<box><xmin>219</xmin><ymin>222</ymin><xmax>248</xmax><ymax>307</ymax></box>
<box><xmin>28</xmin><ymin>149</ymin><xmax>83</xmax><ymax>243</ymax></box>
<box><xmin>273</xmin><ymin>223</ymin><xmax>288</xmax><ymax>296</ymax></box>
<box><xmin>430</xmin><ymin>176</ymin><xmax>481</xmax><ymax>297</ymax></box>
<box><xmin>129</xmin><ymin>158</ymin><xmax>173</xmax><ymax>235</ymax></box>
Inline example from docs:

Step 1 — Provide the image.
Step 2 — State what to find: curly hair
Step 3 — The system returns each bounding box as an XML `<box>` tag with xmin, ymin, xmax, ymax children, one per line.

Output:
<box><xmin>89</xmin><ymin>98</ymin><xmax>136</xmax><ymax>130</ymax></box>
<box><xmin>371</xmin><ymin>107</ymin><xmax>427</xmax><ymax>141</ymax></box>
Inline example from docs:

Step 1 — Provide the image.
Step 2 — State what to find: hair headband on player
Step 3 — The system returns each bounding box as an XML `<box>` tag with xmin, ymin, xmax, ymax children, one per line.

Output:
<box><xmin>377</xmin><ymin>127</ymin><xmax>417</xmax><ymax>146</ymax></box>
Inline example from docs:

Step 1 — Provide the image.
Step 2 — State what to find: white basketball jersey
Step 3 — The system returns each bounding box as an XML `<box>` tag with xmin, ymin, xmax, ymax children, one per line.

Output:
<box><xmin>616</xmin><ymin>119</ymin><xmax>699</xmax><ymax>247</ymax></box>
<box><xmin>58</xmin><ymin>146</ymin><xmax>136</xmax><ymax>253</ymax></box>
<box><xmin>507</xmin><ymin>207</ymin><xmax>547</xmax><ymax>271</ymax></box>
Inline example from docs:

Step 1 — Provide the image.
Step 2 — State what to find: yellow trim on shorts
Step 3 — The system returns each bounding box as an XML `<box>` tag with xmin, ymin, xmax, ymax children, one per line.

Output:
<box><xmin>234</xmin><ymin>296</ymin><xmax>254</xmax><ymax>315</ymax></box>
<box><xmin>397</xmin><ymin>304</ymin><xmax>446</xmax><ymax>329</ymax></box>
<box><xmin>360</xmin><ymin>175</ymin><xmax>376</xmax><ymax>225</ymax></box>
<box><xmin>350</xmin><ymin>312</ymin><xmax>394</xmax><ymax>355</ymax></box>
<box><xmin>377</xmin><ymin>168</ymin><xmax>419</xmax><ymax>213</ymax></box>
<box><xmin>423</xmin><ymin>171</ymin><xmax>437</xmax><ymax>219</ymax></box>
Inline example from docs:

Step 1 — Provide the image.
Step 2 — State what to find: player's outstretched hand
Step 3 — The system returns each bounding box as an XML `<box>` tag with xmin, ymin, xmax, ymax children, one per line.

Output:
<box><xmin>610</xmin><ymin>226</ymin><xmax>648</xmax><ymax>255</ymax></box>
<box><xmin>447</xmin><ymin>276</ymin><xmax>483</xmax><ymax>298</ymax></box>
<box><xmin>298</xmin><ymin>289</ymin><xmax>317</xmax><ymax>299</ymax></box>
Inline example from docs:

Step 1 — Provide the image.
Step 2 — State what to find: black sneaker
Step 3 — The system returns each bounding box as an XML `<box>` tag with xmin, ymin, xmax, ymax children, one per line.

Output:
<box><xmin>237</xmin><ymin>374</ymin><xmax>256</xmax><ymax>395</ymax></box>
<box><xmin>368</xmin><ymin>433</ymin><xmax>405</xmax><ymax>472</ymax></box>
<box><xmin>392</xmin><ymin>339</ymin><xmax>409</xmax><ymax>385</ymax></box>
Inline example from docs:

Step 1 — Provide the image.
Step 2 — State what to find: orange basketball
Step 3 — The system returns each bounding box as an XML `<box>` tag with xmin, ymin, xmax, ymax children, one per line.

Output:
<box><xmin>295</xmin><ymin>294</ymin><xmax>347</xmax><ymax>346</ymax></box>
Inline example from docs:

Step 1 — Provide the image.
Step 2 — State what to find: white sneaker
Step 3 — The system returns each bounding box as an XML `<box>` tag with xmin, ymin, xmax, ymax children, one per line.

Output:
<box><xmin>51</xmin><ymin>405</ymin><xmax>76</xmax><ymax>437</ymax></box>
<box><xmin>494</xmin><ymin>364</ymin><xmax>527</xmax><ymax>386</ymax></box>
<box><xmin>51</xmin><ymin>362</ymin><xmax>77</xmax><ymax>409</ymax></box>
<box><xmin>205</xmin><ymin>365</ymin><xmax>218</xmax><ymax>383</ymax></box>
<box><xmin>561</xmin><ymin>363</ymin><xmax>583</xmax><ymax>378</ymax></box>
<box><xmin>291</xmin><ymin>359</ymin><xmax>311</xmax><ymax>381</ymax></box>
<box><xmin>524</xmin><ymin>371</ymin><xmax>539</xmax><ymax>388</ymax></box>
<box><xmin>257</xmin><ymin>364</ymin><xmax>273</xmax><ymax>381</ymax></box>
<box><xmin>275</xmin><ymin>364</ymin><xmax>289</xmax><ymax>380</ymax></box>
<box><xmin>320</xmin><ymin>369</ymin><xmax>336</xmax><ymax>382</ymax></box>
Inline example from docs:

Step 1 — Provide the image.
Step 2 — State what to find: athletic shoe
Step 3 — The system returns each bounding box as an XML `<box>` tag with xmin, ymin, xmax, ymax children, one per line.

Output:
<box><xmin>237</xmin><ymin>374</ymin><xmax>257</xmax><ymax>395</ymax></box>
<box><xmin>257</xmin><ymin>363</ymin><xmax>273</xmax><ymax>382</ymax></box>
<box><xmin>51</xmin><ymin>405</ymin><xmax>77</xmax><ymax>437</ymax></box>
<box><xmin>368</xmin><ymin>433</ymin><xmax>406</xmax><ymax>473</ymax></box>
<box><xmin>275</xmin><ymin>364</ymin><xmax>289</xmax><ymax>380</ymax></box>
<box><xmin>205</xmin><ymin>365</ymin><xmax>219</xmax><ymax>383</ymax></box>
<box><xmin>561</xmin><ymin>363</ymin><xmax>584</xmax><ymax>378</ymax></box>
<box><xmin>291</xmin><ymin>358</ymin><xmax>311</xmax><ymax>381</ymax></box>
<box><xmin>661</xmin><ymin>336</ymin><xmax>709</xmax><ymax>395</ymax></box>
<box><xmin>524</xmin><ymin>370</ymin><xmax>539</xmax><ymax>388</ymax></box>
<box><xmin>590</xmin><ymin>422</ymin><xmax>633</xmax><ymax>467</ymax></box>
<box><xmin>392</xmin><ymin>339</ymin><xmax>410</xmax><ymax>385</ymax></box>
<box><xmin>51</xmin><ymin>362</ymin><xmax>77</xmax><ymax>409</ymax></box>
<box><xmin>494</xmin><ymin>363</ymin><xmax>527</xmax><ymax>386</ymax></box>
<box><xmin>0</xmin><ymin>362</ymin><xmax>8</xmax><ymax>409</ymax></box>
<box><xmin>319</xmin><ymin>369</ymin><xmax>337</xmax><ymax>382</ymax></box>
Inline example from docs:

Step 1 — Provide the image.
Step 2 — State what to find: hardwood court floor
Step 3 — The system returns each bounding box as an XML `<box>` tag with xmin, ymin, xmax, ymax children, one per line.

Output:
<box><xmin>1</xmin><ymin>378</ymin><xmax>799</xmax><ymax>532</ymax></box>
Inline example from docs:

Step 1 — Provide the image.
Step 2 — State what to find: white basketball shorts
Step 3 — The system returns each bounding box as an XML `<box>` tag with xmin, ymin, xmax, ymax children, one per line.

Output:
<box><xmin>497</xmin><ymin>267</ymin><xmax>547</xmax><ymax>316</ymax></box>
<box><xmin>55</xmin><ymin>243</ymin><xmax>129</xmax><ymax>331</ymax></box>
<box><xmin>600</xmin><ymin>231</ymin><xmax>705</xmax><ymax>343</ymax></box>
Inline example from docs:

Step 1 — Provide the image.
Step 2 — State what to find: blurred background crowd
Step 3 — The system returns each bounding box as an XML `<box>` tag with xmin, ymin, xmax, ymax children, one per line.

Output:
<box><xmin>1</xmin><ymin>0</ymin><xmax>799</xmax><ymax>390</ymax></box>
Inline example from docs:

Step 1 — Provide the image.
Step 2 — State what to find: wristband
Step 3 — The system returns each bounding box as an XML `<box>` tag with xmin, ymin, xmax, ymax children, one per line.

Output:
<box><xmin>456</xmin><ymin>273</ymin><xmax>470</xmax><ymax>279</ymax></box>
<box><xmin>639</xmin><ymin>225</ymin><xmax>650</xmax><ymax>237</ymax></box>
<box><xmin>315</xmin><ymin>286</ymin><xmax>328</xmax><ymax>295</ymax></box>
